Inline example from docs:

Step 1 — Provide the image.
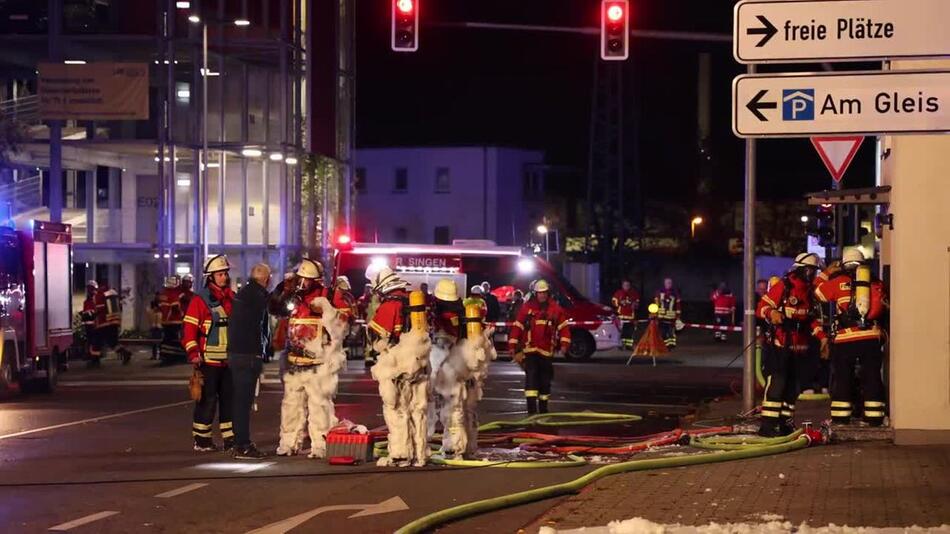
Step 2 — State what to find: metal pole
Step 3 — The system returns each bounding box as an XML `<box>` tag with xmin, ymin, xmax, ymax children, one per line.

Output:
<box><xmin>202</xmin><ymin>22</ymin><xmax>209</xmax><ymax>264</ymax></box>
<box><xmin>742</xmin><ymin>65</ymin><xmax>757</xmax><ymax>414</ymax></box>
<box><xmin>545</xmin><ymin>231</ymin><xmax>550</xmax><ymax>262</ymax></box>
<box><xmin>48</xmin><ymin>0</ymin><xmax>63</xmax><ymax>223</ymax></box>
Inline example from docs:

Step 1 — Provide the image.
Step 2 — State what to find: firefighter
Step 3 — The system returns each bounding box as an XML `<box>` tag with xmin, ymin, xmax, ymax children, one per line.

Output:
<box><xmin>183</xmin><ymin>255</ymin><xmax>236</xmax><ymax>452</ymax></box>
<box><xmin>654</xmin><ymin>278</ymin><xmax>682</xmax><ymax>349</ymax></box>
<box><xmin>95</xmin><ymin>281</ymin><xmax>132</xmax><ymax>365</ymax></box>
<box><xmin>270</xmin><ymin>259</ymin><xmax>349</xmax><ymax>458</ymax></box>
<box><xmin>158</xmin><ymin>275</ymin><xmax>187</xmax><ymax>365</ymax></box>
<box><xmin>756</xmin><ymin>253</ymin><xmax>828</xmax><ymax>437</ymax></box>
<box><xmin>814</xmin><ymin>248</ymin><xmax>888</xmax><ymax>427</ymax></box>
<box><xmin>367</xmin><ymin>267</ymin><xmax>431</xmax><ymax>466</ymax></box>
<box><xmin>711</xmin><ymin>282</ymin><xmax>737</xmax><ymax>342</ymax></box>
<box><xmin>612</xmin><ymin>279</ymin><xmax>640</xmax><ymax>350</ymax></box>
<box><xmin>180</xmin><ymin>274</ymin><xmax>194</xmax><ymax>309</ymax></box>
<box><xmin>428</xmin><ymin>278</ymin><xmax>465</xmax><ymax>454</ymax></box>
<box><xmin>81</xmin><ymin>281</ymin><xmax>101</xmax><ymax>367</ymax></box>
<box><xmin>508</xmin><ymin>280</ymin><xmax>571</xmax><ymax>414</ymax></box>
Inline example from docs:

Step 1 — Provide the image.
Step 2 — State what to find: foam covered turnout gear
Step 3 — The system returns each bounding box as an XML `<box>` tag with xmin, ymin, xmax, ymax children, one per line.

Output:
<box><xmin>373</xmin><ymin>330</ymin><xmax>431</xmax><ymax>467</ymax></box>
<box><xmin>277</xmin><ymin>297</ymin><xmax>348</xmax><ymax>458</ymax></box>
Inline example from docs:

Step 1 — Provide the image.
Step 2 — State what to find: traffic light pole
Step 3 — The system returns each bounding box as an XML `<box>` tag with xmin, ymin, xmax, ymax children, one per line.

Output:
<box><xmin>742</xmin><ymin>65</ymin><xmax>757</xmax><ymax>415</ymax></box>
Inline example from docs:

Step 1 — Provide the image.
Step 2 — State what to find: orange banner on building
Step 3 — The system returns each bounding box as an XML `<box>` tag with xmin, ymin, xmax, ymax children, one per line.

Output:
<box><xmin>38</xmin><ymin>62</ymin><xmax>149</xmax><ymax>120</ymax></box>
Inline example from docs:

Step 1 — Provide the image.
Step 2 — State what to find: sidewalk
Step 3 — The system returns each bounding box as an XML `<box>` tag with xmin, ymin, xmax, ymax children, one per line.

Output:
<box><xmin>522</xmin><ymin>398</ymin><xmax>950</xmax><ymax>532</ymax></box>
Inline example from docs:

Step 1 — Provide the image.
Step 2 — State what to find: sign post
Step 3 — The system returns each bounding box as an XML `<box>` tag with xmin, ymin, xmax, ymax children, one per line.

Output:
<box><xmin>734</xmin><ymin>0</ymin><xmax>950</xmax><ymax>64</ymax></box>
<box><xmin>733</xmin><ymin>70</ymin><xmax>950</xmax><ymax>138</ymax></box>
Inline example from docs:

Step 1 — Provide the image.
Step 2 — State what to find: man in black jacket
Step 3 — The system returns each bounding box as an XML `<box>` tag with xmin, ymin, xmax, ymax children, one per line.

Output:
<box><xmin>228</xmin><ymin>263</ymin><xmax>272</xmax><ymax>459</ymax></box>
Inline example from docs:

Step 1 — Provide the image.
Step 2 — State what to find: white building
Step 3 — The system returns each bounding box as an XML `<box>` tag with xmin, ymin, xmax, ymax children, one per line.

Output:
<box><xmin>353</xmin><ymin>147</ymin><xmax>546</xmax><ymax>246</ymax></box>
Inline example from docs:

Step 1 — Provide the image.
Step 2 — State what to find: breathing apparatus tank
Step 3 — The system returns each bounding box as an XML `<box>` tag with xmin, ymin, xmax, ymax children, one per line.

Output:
<box><xmin>465</xmin><ymin>302</ymin><xmax>483</xmax><ymax>340</ymax></box>
<box><xmin>409</xmin><ymin>290</ymin><xmax>428</xmax><ymax>333</ymax></box>
<box><xmin>854</xmin><ymin>265</ymin><xmax>872</xmax><ymax>320</ymax></box>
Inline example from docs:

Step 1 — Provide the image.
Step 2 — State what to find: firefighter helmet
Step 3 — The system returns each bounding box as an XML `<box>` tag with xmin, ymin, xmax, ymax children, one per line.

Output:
<box><xmin>181</xmin><ymin>274</ymin><xmax>194</xmax><ymax>283</ymax></box>
<box><xmin>203</xmin><ymin>254</ymin><xmax>231</xmax><ymax>274</ymax></box>
<box><xmin>336</xmin><ymin>275</ymin><xmax>351</xmax><ymax>291</ymax></box>
<box><xmin>434</xmin><ymin>279</ymin><xmax>459</xmax><ymax>302</ymax></box>
<box><xmin>534</xmin><ymin>279</ymin><xmax>551</xmax><ymax>293</ymax></box>
<box><xmin>86</xmin><ymin>280</ymin><xmax>98</xmax><ymax>290</ymax></box>
<box><xmin>842</xmin><ymin>247</ymin><xmax>866</xmax><ymax>267</ymax></box>
<box><xmin>792</xmin><ymin>252</ymin><xmax>820</xmax><ymax>269</ymax></box>
<box><xmin>370</xmin><ymin>266</ymin><xmax>407</xmax><ymax>294</ymax></box>
<box><xmin>767</xmin><ymin>276</ymin><xmax>782</xmax><ymax>290</ymax></box>
<box><xmin>164</xmin><ymin>275</ymin><xmax>181</xmax><ymax>288</ymax></box>
<box><xmin>296</xmin><ymin>258</ymin><xmax>323</xmax><ymax>279</ymax></box>
<box><xmin>470</xmin><ymin>285</ymin><xmax>483</xmax><ymax>295</ymax></box>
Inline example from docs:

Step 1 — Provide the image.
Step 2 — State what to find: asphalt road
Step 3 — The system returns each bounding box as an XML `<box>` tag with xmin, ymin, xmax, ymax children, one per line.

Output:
<box><xmin>0</xmin><ymin>331</ymin><xmax>741</xmax><ymax>533</ymax></box>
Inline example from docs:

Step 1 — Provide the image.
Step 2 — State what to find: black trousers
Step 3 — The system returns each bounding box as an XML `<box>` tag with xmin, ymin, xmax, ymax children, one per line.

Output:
<box><xmin>620</xmin><ymin>321</ymin><xmax>636</xmax><ymax>348</ymax></box>
<box><xmin>762</xmin><ymin>345</ymin><xmax>799</xmax><ymax>422</ymax></box>
<box><xmin>160</xmin><ymin>324</ymin><xmax>185</xmax><ymax>358</ymax></box>
<box><xmin>524</xmin><ymin>354</ymin><xmax>554</xmax><ymax>400</ymax></box>
<box><xmin>659</xmin><ymin>320</ymin><xmax>677</xmax><ymax>347</ymax></box>
<box><xmin>228</xmin><ymin>354</ymin><xmax>263</xmax><ymax>447</ymax></box>
<box><xmin>192</xmin><ymin>364</ymin><xmax>234</xmax><ymax>443</ymax></box>
<box><xmin>831</xmin><ymin>339</ymin><xmax>885</xmax><ymax>424</ymax></box>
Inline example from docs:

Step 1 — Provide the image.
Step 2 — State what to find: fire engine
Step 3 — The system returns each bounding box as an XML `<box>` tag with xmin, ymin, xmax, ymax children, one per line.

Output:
<box><xmin>0</xmin><ymin>220</ymin><xmax>73</xmax><ymax>395</ymax></box>
<box><xmin>334</xmin><ymin>241</ymin><xmax>621</xmax><ymax>359</ymax></box>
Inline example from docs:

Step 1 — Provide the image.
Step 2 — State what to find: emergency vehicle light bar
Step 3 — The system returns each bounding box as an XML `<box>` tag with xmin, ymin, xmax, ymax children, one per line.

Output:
<box><xmin>349</xmin><ymin>243</ymin><xmax>522</xmax><ymax>257</ymax></box>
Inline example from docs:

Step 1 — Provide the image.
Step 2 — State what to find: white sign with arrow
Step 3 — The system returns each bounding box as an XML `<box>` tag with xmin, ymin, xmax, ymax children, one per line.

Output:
<box><xmin>734</xmin><ymin>0</ymin><xmax>950</xmax><ymax>63</ymax></box>
<box><xmin>733</xmin><ymin>69</ymin><xmax>950</xmax><ymax>138</ymax></box>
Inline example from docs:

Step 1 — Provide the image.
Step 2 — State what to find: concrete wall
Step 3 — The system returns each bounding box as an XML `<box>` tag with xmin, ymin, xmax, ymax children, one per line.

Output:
<box><xmin>888</xmin><ymin>59</ymin><xmax>950</xmax><ymax>444</ymax></box>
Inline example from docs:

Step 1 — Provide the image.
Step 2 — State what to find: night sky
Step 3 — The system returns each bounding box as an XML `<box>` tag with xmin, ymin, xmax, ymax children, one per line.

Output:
<box><xmin>354</xmin><ymin>0</ymin><xmax>877</xmax><ymax>202</ymax></box>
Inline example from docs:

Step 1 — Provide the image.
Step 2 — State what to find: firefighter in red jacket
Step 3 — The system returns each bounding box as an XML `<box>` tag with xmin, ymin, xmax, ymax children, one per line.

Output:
<box><xmin>814</xmin><ymin>248</ymin><xmax>888</xmax><ymax>427</ymax></box>
<box><xmin>268</xmin><ymin>258</ymin><xmax>350</xmax><ymax>458</ymax></box>
<box><xmin>158</xmin><ymin>275</ymin><xmax>187</xmax><ymax>364</ymax></box>
<box><xmin>80</xmin><ymin>281</ymin><xmax>101</xmax><ymax>367</ymax></box>
<box><xmin>367</xmin><ymin>267</ymin><xmax>411</xmax><ymax>348</ymax></box>
<box><xmin>756</xmin><ymin>252</ymin><xmax>828</xmax><ymax>437</ymax></box>
<box><xmin>182</xmin><ymin>255</ymin><xmax>236</xmax><ymax>452</ymax></box>
<box><xmin>508</xmin><ymin>280</ymin><xmax>571</xmax><ymax>415</ymax></box>
<box><xmin>612</xmin><ymin>280</ymin><xmax>640</xmax><ymax>350</ymax></box>
<box><xmin>710</xmin><ymin>282</ymin><xmax>737</xmax><ymax>342</ymax></box>
<box><xmin>95</xmin><ymin>282</ymin><xmax>131</xmax><ymax>365</ymax></box>
<box><xmin>654</xmin><ymin>278</ymin><xmax>682</xmax><ymax>349</ymax></box>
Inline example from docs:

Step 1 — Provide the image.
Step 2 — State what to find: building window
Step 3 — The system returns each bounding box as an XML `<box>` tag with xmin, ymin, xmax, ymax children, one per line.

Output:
<box><xmin>522</xmin><ymin>167</ymin><xmax>544</xmax><ymax>200</ymax></box>
<box><xmin>434</xmin><ymin>167</ymin><xmax>450</xmax><ymax>193</ymax></box>
<box><xmin>355</xmin><ymin>167</ymin><xmax>367</xmax><ymax>193</ymax></box>
<box><xmin>394</xmin><ymin>168</ymin><xmax>408</xmax><ymax>193</ymax></box>
<box><xmin>395</xmin><ymin>227</ymin><xmax>408</xmax><ymax>242</ymax></box>
<box><xmin>434</xmin><ymin>226</ymin><xmax>451</xmax><ymax>245</ymax></box>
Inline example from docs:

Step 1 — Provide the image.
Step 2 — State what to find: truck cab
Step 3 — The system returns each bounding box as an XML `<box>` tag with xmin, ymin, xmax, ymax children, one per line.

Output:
<box><xmin>0</xmin><ymin>221</ymin><xmax>73</xmax><ymax>395</ymax></box>
<box><xmin>333</xmin><ymin>241</ymin><xmax>620</xmax><ymax>359</ymax></box>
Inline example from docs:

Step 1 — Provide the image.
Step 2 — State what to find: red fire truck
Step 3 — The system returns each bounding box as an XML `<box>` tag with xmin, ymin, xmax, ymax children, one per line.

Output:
<box><xmin>334</xmin><ymin>241</ymin><xmax>621</xmax><ymax>359</ymax></box>
<box><xmin>0</xmin><ymin>220</ymin><xmax>73</xmax><ymax>395</ymax></box>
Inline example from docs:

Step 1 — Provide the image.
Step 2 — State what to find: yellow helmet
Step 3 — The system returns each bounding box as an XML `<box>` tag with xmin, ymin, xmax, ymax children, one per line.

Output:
<box><xmin>534</xmin><ymin>279</ymin><xmax>551</xmax><ymax>293</ymax></box>
<box><xmin>767</xmin><ymin>276</ymin><xmax>782</xmax><ymax>290</ymax></box>
<box><xmin>203</xmin><ymin>254</ymin><xmax>231</xmax><ymax>274</ymax></box>
<box><xmin>434</xmin><ymin>279</ymin><xmax>459</xmax><ymax>302</ymax></box>
<box><xmin>296</xmin><ymin>258</ymin><xmax>324</xmax><ymax>280</ymax></box>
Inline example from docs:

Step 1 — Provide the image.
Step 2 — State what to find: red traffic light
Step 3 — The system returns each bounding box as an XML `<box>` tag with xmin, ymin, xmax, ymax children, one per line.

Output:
<box><xmin>392</xmin><ymin>0</ymin><xmax>419</xmax><ymax>52</ymax></box>
<box><xmin>396</xmin><ymin>0</ymin><xmax>413</xmax><ymax>14</ymax></box>
<box><xmin>607</xmin><ymin>4</ymin><xmax>624</xmax><ymax>22</ymax></box>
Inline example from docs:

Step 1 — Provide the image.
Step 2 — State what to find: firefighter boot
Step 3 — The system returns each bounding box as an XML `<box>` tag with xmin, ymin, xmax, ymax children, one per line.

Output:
<box><xmin>538</xmin><ymin>397</ymin><xmax>549</xmax><ymax>414</ymax></box>
<box><xmin>193</xmin><ymin>436</ymin><xmax>218</xmax><ymax>452</ymax></box>
<box><xmin>526</xmin><ymin>397</ymin><xmax>538</xmax><ymax>415</ymax></box>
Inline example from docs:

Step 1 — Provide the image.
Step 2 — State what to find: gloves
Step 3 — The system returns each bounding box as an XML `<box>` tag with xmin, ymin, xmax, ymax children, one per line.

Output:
<box><xmin>512</xmin><ymin>351</ymin><xmax>525</xmax><ymax>366</ymax></box>
<box><xmin>769</xmin><ymin>309</ymin><xmax>784</xmax><ymax>325</ymax></box>
<box><xmin>820</xmin><ymin>338</ymin><xmax>831</xmax><ymax>360</ymax></box>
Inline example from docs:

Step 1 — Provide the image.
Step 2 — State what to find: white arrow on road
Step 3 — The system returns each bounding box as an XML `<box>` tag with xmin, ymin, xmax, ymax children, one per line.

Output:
<box><xmin>245</xmin><ymin>496</ymin><xmax>409</xmax><ymax>534</ymax></box>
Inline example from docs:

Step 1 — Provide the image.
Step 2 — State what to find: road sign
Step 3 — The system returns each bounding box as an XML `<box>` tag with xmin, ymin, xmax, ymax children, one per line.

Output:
<box><xmin>811</xmin><ymin>136</ymin><xmax>864</xmax><ymax>183</ymax></box>
<box><xmin>733</xmin><ymin>69</ymin><xmax>950</xmax><ymax>138</ymax></box>
<box><xmin>734</xmin><ymin>0</ymin><xmax>950</xmax><ymax>64</ymax></box>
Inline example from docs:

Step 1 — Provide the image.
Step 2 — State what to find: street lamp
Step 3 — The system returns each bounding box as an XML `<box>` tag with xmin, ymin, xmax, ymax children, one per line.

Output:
<box><xmin>537</xmin><ymin>224</ymin><xmax>550</xmax><ymax>262</ymax></box>
<box><xmin>800</xmin><ymin>215</ymin><xmax>809</xmax><ymax>223</ymax></box>
<box><xmin>690</xmin><ymin>216</ymin><xmax>703</xmax><ymax>239</ymax></box>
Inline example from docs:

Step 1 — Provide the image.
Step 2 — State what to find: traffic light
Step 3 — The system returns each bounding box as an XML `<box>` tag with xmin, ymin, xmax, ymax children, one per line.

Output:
<box><xmin>815</xmin><ymin>204</ymin><xmax>836</xmax><ymax>248</ymax></box>
<box><xmin>601</xmin><ymin>0</ymin><xmax>629</xmax><ymax>61</ymax></box>
<box><xmin>391</xmin><ymin>0</ymin><xmax>419</xmax><ymax>52</ymax></box>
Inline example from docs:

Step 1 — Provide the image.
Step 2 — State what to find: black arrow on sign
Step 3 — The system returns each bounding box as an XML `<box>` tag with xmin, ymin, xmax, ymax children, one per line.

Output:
<box><xmin>746</xmin><ymin>90</ymin><xmax>776</xmax><ymax>122</ymax></box>
<box><xmin>747</xmin><ymin>15</ymin><xmax>778</xmax><ymax>47</ymax></box>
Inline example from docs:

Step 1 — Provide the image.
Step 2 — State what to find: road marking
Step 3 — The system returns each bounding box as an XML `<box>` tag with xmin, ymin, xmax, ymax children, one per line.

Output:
<box><xmin>193</xmin><ymin>461</ymin><xmax>276</xmax><ymax>474</ymax></box>
<box><xmin>0</xmin><ymin>401</ymin><xmax>192</xmax><ymax>441</ymax></box>
<box><xmin>246</xmin><ymin>496</ymin><xmax>409</xmax><ymax>534</ymax></box>
<box><xmin>48</xmin><ymin>511</ymin><xmax>119</xmax><ymax>531</ymax></box>
<box><xmin>155</xmin><ymin>482</ymin><xmax>209</xmax><ymax>498</ymax></box>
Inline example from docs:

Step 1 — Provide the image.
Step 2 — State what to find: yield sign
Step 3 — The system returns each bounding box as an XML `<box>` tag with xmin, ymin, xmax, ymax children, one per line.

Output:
<box><xmin>810</xmin><ymin>136</ymin><xmax>864</xmax><ymax>183</ymax></box>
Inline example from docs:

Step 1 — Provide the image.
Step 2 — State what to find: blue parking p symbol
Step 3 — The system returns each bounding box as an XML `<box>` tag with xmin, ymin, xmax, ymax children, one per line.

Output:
<box><xmin>782</xmin><ymin>89</ymin><xmax>815</xmax><ymax>121</ymax></box>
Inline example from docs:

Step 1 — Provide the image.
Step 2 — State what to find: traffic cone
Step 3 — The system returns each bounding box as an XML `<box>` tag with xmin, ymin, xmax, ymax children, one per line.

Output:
<box><xmin>632</xmin><ymin>319</ymin><xmax>669</xmax><ymax>357</ymax></box>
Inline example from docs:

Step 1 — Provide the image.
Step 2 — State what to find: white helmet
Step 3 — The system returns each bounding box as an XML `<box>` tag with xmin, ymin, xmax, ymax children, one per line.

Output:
<box><xmin>296</xmin><ymin>258</ymin><xmax>324</xmax><ymax>280</ymax></box>
<box><xmin>434</xmin><ymin>279</ymin><xmax>459</xmax><ymax>302</ymax></box>
<box><xmin>86</xmin><ymin>280</ymin><xmax>98</xmax><ymax>290</ymax></box>
<box><xmin>204</xmin><ymin>254</ymin><xmax>231</xmax><ymax>274</ymax></box>
<box><xmin>842</xmin><ymin>247</ymin><xmax>866</xmax><ymax>267</ymax></box>
<box><xmin>470</xmin><ymin>285</ymin><xmax>484</xmax><ymax>295</ymax></box>
<box><xmin>164</xmin><ymin>275</ymin><xmax>181</xmax><ymax>288</ymax></box>
<box><xmin>181</xmin><ymin>274</ymin><xmax>194</xmax><ymax>283</ymax></box>
<box><xmin>792</xmin><ymin>252</ymin><xmax>820</xmax><ymax>269</ymax></box>
<box><xmin>336</xmin><ymin>275</ymin><xmax>351</xmax><ymax>291</ymax></box>
<box><xmin>370</xmin><ymin>266</ymin><xmax>407</xmax><ymax>294</ymax></box>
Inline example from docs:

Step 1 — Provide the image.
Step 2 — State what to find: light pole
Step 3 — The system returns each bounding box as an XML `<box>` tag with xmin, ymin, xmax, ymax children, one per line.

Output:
<box><xmin>690</xmin><ymin>216</ymin><xmax>703</xmax><ymax>239</ymax></box>
<box><xmin>800</xmin><ymin>215</ymin><xmax>809</xmax><ymax>248</ymax></box>
<box><xmin>537</xmin><ymin>224</ymin><xmax>550</xmax><ymax>262</ymax></box>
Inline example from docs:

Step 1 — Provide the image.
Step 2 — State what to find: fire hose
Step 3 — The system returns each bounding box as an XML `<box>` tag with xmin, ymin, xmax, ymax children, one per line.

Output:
<box><xmin>395</xmin><ymin>430</ymin><xmax>814</xmax><ymax>534</ymax></box>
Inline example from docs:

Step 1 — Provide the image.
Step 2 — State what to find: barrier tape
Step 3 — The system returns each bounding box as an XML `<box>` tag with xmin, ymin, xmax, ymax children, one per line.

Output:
<box><xmin>349</xmin><ymin>317</ymin><xmax>741</xmax><ymax>332</ymax></box>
